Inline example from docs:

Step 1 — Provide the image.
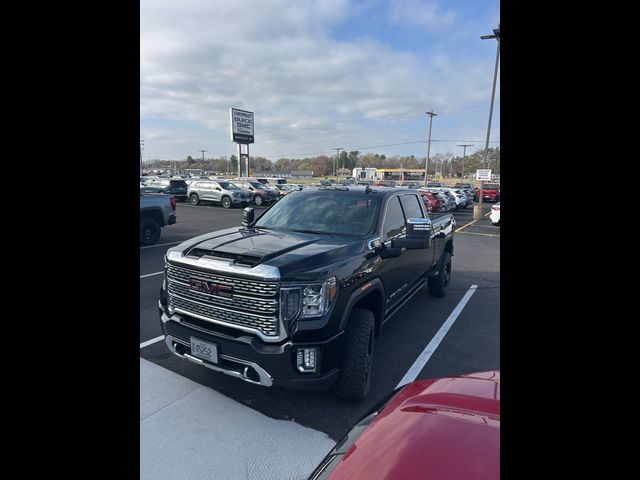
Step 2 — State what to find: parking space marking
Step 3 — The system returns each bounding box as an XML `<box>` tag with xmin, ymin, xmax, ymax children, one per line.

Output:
<box><xmin>140</xmin><ymin>241</ymin><xmax>182</xmax><ymax>250</ymax></box>
<box><xmin>141</xmin><ymin>271</ymin><xmax>164</xmax><ymax>279</ymax></box>
<box><xmin>140</xmin><ymin>335</ymin><xmax>165</xmax><ymax>349</ymax></box>
<box><xmin>458</xmin><ymin>231</ymin><xmax>500</xmax><ymax>237</ymax></box>
<box><xmin>395</xmin><ymin>284</ymin><xmax>478</xmax><ymax>389</ymax></box>
<box><xmin>485</xmin><ymin>211</ymin><xmax>491</xmax><ymax>217</ymax></box>
<box><xmin>455</xmin><ymin>219</ymin><xmax>478</xmax><ymax>232</ymax></box>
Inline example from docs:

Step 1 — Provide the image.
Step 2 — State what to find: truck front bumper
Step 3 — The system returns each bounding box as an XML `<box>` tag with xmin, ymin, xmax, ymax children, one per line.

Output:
<box><xmin>159</xmin><ymin>309</ymin><xmax>343</xmax><ymax>390</ymax></box>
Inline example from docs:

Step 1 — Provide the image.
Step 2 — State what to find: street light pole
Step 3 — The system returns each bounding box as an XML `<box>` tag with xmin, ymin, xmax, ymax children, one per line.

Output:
<box><xmin>457</xmin><ymin>144</ymin><xmax>473</xmax><ymax>180</ymax></box>
<box><xmin>423</xmin><ymin>110</ymin><xmax>437</xmax><ymax>187</ymax></box>
<box><xmin>474</xmin><ymin>23</ymin><xmax>500</xmax><ymax>220</ymax></box>
<box><xmin>140</xmin><ymin>140</ymin><xmax>144</xmax><ymax>175</ymax></box>
<box><xmin>332</xmin><ymin>148</ymin><xmax>343</xmax><ymax>178</ymax></box>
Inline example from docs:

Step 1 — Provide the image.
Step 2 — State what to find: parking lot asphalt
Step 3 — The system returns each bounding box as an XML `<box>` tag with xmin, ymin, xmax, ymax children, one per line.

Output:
<box><xmin>140</xmin><ymin>200</ymin><xmax>500</xmax><ymax>441</ymax></box>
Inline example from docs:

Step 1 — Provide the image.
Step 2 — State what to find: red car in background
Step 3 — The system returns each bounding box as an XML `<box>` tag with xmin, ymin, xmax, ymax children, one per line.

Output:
<box><xmin>418</xmin><ymin>189</ymin><xmax>442</xmax><ymax>213</ymax></box>
<box><xmin>308</xmin><ymin>370</ymin><xmax>500</xmax><ymax>480</ymax></box>
<box><xmin>475</xmin><ymin>183</ymin><xmax>500</xmax><ymax>202</ymax></box>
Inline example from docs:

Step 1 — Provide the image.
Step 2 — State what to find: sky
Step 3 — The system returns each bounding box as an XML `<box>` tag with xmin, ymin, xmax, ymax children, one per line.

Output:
<box><xmin>140</xmin><ymin>0</ymin><xmax>500</xmax><ymax>163</ymax></box>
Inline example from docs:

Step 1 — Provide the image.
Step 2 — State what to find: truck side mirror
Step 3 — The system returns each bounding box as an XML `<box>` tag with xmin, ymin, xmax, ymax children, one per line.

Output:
<box><xmin>391</xmin><ymin>218</ymin><xmax>432</xmax><ymax>249</ymax></box>
<box><xmin>242</xmin><ymin>207</ymin><xmax>255</xmax><ymax>227</ymax></box>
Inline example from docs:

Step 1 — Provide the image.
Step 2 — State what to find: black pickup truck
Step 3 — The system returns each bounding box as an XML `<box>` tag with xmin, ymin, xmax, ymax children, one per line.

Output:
<box><xmin>159</xmin><ymin>186</ymin><xmax>455</xmax><ymax>400</ymax></box>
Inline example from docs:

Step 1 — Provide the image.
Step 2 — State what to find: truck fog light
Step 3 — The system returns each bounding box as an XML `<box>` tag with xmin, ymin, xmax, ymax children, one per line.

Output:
<box><xmin>296</xmin><ymin>347</ymin><xmax>318</xmax><ymax>372</ymax></box>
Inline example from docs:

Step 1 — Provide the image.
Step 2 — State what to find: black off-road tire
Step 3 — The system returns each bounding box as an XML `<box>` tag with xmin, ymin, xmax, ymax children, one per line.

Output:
<box><xmin>333</xmin><ymin>308</ymin><xmax>375</xmax><ymax>401</ymax></box>
<box><xmin>428</xmin><ymin>252</ymin><xmax>451</xmax><ymax>297</ymax></box>
<box><xmin>140</xmin><ymin>218</ymin><xmax>161</xmax><ymax>245</ymax></box>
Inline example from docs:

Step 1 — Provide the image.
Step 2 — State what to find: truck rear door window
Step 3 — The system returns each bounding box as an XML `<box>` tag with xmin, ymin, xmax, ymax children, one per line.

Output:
<box><xmin>400</xmin><ymin>194</ymin><xmax>425</xmax><ymax>219</ymax></box>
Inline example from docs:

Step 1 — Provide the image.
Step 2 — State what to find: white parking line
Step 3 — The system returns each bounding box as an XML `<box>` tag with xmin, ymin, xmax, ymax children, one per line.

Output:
<box><xmin>395</xmin><ymin>284</ymin><xmax>478</xmax><ymax>389</ymax></box>
<box><xmin>140</xmin><ymin>271</ymin><xmax>164</xmax><ymax>279</ymax></box>
<box><xmin>140</xmin><ymin>241</ymin><xmax>182</xmax><ymax>250</ymax></box>
<box><xmin>140</xmin><ymin>335</ymin><xmax>165</xmax><ymax>349</ymax></box>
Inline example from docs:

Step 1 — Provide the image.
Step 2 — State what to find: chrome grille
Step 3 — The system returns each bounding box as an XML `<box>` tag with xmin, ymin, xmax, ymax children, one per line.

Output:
<box><xmin>167</xmin><ymin>280</ymin><xmax>277</xmax><ymax>314</ymax></box>
<box><xmin>166</xmin><ymin>264</ymin><xmax>277</xmax><ymax>297</ymax></box>
<box><xmin>170</xmin><ymin>296</ymin><xmax>278</xmax><ymax>337</ymax></box>
<box><xmin>166</xmin><ymin>262</ymin><xmax>279</xmax><ymax>338</ymax></box>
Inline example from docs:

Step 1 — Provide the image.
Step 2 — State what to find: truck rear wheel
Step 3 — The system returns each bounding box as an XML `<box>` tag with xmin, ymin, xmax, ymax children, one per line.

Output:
<box><xmin>428</xmin><ymin>252</ymin><xmax>451</xmax><ymax>297</ymax></box>
<box><xmin>140</xmin><ymin>218</ymin><xmax>161</xmax><ymax>245</ymax></box>
<box><xmin>333</xmin><ymin>308</ymin><xmax>375</xmax><ymax>401</ymax></box>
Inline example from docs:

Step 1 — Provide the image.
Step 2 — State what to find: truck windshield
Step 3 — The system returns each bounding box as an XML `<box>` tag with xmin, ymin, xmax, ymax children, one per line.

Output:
<box><xmin>255</xmin><ymin>192</ymin><xmax>382</xmax><ymax>236</ymax></box>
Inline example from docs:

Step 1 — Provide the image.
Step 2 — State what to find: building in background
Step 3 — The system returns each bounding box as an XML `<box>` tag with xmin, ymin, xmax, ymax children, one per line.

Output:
<box><xmin>352</xmin><ymin>167</ymin><xmax>377</xmax><ymax>180</ymax></box>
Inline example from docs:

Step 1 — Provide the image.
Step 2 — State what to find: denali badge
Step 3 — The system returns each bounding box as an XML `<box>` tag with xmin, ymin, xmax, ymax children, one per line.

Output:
<box><xmin>189</xmin><ymin>278</ymin><xmax>234</xmax><ymax>298</ymax></box>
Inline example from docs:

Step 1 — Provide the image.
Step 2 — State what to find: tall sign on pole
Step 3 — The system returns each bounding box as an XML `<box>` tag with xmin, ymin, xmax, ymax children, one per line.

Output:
<box><xmin>230</xmin><ymin>108</ymin><xmax>254</xmax><ymax>177</ymax></box>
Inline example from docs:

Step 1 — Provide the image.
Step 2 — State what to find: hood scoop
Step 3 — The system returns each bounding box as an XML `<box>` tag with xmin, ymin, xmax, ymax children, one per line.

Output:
<box><xmin>188</xmin><ymin>248</ymin><xmax>261</xmax><ymax>267</ymax></box>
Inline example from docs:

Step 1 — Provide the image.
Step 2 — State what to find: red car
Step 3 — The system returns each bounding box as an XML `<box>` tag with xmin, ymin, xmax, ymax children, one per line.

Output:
<box><xmin>308</xmin><ymin>370</ymin><xmax>500</xmax><ymax>480</ymax></box>
<box><xmin>418</xmin><ymin>189</ymin><xmax>442</xmax><ymax>212</ymax></box>
<box><xmin>475</xmin><ymin>183</ymin><xmax>500</xmax><ymax>202</ymax></box>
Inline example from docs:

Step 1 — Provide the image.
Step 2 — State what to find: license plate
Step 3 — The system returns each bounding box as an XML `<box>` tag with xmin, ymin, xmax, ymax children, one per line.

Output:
<box><xmin>190</xmin><ymin>337</ymin><xmax>219</xmax><ymax>363</ymax></box>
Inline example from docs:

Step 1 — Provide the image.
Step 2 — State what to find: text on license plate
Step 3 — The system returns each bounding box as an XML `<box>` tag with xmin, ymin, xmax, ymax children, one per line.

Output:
<box><xmin>190</xmin><ymin>337</ymin><xmax>219</xmax><ymax>363</ymax></box>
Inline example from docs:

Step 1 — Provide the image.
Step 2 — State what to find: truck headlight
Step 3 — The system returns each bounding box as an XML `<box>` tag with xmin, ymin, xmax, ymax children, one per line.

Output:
<box><xmin>279</xmin><ymin>277</ymin><xmax>338</xmax><ymax>321</ymax></box>
<box><xmin>301</xmin><ymin>277</ymin><xmax>338</xmax><ymax>318</ymax></box>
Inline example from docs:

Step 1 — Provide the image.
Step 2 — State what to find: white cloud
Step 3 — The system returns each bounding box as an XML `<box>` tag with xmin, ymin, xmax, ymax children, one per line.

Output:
<box><xmin>388</xmin><ymin>0</ymin><xmax>457</xmax><ymax>30</ymax></box>
<box><xmin>140</xmin><ymin>0</ymin><xmax>499</xmax><ymax>159</ymax></box>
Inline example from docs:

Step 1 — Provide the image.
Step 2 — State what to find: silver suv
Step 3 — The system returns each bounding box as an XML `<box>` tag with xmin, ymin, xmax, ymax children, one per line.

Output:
<box><xmin>187</xmin><ymin>180</ymin><xmax>252</xmax><ymax>208</ymax></box>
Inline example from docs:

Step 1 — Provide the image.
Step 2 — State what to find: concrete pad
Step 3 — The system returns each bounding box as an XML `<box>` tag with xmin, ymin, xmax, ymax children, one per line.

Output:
<box><xmin>140</xmin><ymin>357</ymin><xmax>200</xmax><ymax>420</ymax></box>
<box><xmin>140</xmin><ymin>358</ymin><xmax>336</xmax><ymax>480</ymax></box>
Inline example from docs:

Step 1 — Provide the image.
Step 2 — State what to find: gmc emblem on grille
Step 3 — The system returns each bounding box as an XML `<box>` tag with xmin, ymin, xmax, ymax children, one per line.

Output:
<box><xmin>189</xmin><ymin>278</ymin><xmax>234</xmax><ymax>298</ymax></box>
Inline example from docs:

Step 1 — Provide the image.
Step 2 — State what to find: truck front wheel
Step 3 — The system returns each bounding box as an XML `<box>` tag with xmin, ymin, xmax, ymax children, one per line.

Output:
<box><xmin>428</xmin><ymin>252</ymin><xmax>451</xmax><ymax>297</ymax></box>
<box><xmin>333</xmin><ymin>308</ymin><xmax>375</xmax><ymax>401</ymax></box>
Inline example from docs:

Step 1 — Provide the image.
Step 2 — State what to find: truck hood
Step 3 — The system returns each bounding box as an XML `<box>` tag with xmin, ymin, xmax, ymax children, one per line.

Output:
<box><xmin>167</xmin><ymin>227</ymin><xmax>365</xmax><ymax>280</ymax></box>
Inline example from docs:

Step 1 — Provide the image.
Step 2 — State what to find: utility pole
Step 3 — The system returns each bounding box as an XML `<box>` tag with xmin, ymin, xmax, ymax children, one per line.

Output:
<box><xmin>200</xmin><ymin>149</ymin><xmax>207</xmax><ymax>163</ymax></box>
<box><xmin>423</xmin><ymin>110</ymin><xmax>437</xmax><ymax>187</ymax></box>
<box><xmin>140</xmin><ymin>140</ymin><xmax>144</xmax><ymax>175</ymax></box>
<box><xmin>475</xmin><ymin>23</ymin><xmax>500</xmax><ymax>220</ymax></box>
<box><xmin>332</xmin><ymin>148</ymin><xmax>343</xmax><ymax>178</ymax></box>
<box><xmin>457</xmin><ymin>144</ymin><xmax>473</xmax><ymax>180</ymax></box>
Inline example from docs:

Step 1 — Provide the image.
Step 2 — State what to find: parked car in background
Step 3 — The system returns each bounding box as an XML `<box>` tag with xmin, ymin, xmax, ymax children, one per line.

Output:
<box><xmin>372</xmin><ymin>180</ymin><xmax>396</xmax><ymax>187</ymax></box>
<box><xmin>490</xmin><ymin>202</ymin><xmax>500</xmax><ymax>225</ymax></box>
<box><xmin>146</xmin><ymin>178</ymin><xmax>189</xmax><ymax>201</ymax></box>
<box><xmin>443</xmin><ymin>188</ymin><xmax>467</xmax><ymax>209</ymax></box>
<box><xmin>426</xmin><ymin>181</ymin><xmax>446</xmax><ymax>188</ymax></box>
<box><xmin>453</xmin><ymin>182</ymin><xmax>474</xmax><ymax>190</ymax></box>
<box><xmin>140</xmin><ymin>192</ymin><xmax>177</xmax><ymax>245</ymax></box>
<box><xmin>436</xmin><ymin>190</ymin><xmax>457</xmax><ymax>211</ymax></box>
<box><xmin>418</xmin><ymin>190</ymin><xmax>440</xmax><ymax>213</ymax></box>
<box><xmin>140</xmin><ymin>186</ymin><xmax>165</xmax><ymax>194</ymax></box>
<box><xmin>187</xmin><ymin>180</ymin><xmax>252</xmax><ymax>208</ymax></box>
<box><xmin>476</xmin><ymin>183</ymin><xmax>500</xmax><ymax>202</ymax></box>
<box><xmin>427</xmin><ymin>190</ymin><xmax>453</xmax><ymax>212</ymax></box>
<box><xmin>274</xmin><ymin>184</ymin><xmax>299</xmax><ymax>196</ymax></box>
<box><xmin>233</xmin><ymin>179</ymin><xmax>280</xmax><ymax>206</ymax></box>
<box><xmin>308</xmin><ymin>370</ymin><xmax>500</xmax><ymax>480</ymax></box>
<box><xmin>257</xmin><ymin>177</ymin><xmax>288</xmax><ymax>187</ymax></box>
<box><xmin>402</xmin><ymin>181</ymin><xmax>420</xmax><ymax>189</ymax></box>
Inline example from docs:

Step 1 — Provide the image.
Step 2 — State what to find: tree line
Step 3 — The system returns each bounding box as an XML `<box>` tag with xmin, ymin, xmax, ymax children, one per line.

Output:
<box><xmin>144</xmin><ymin>148</ymin><xmax>499</xmax><ymax>178</ymax></box>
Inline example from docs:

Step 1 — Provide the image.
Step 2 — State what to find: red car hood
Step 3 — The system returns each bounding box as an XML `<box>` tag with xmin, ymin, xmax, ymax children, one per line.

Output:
<box><xmin>327</xmin><ymin>371</ymin><xmax>500</xmax><ymax>480</ymax></box>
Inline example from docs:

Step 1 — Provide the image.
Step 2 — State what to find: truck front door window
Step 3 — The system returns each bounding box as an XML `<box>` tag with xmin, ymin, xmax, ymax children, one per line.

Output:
<box><xmin>382</xmin><ymin>197</ymin><xmax>406</xmax><ymax>241</ymax></box>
